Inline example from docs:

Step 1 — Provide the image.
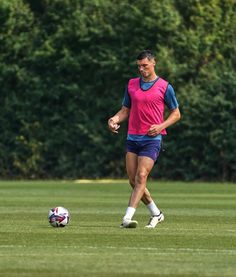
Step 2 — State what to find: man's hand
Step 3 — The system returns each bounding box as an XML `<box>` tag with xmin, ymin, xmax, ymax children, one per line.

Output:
<box><xmin>148</xmin><ymin>108</ymin><xmax>181</xmax><ymax>136</ymax></box>
<box><xmin>108</xmin><ymin>118</ymin><xmax>120</xmax><ymax>133</ymax></box>
<box><xmin>147</xmin><ymin>124</ymin><xmax>163</xmax><ymax>136</ymax></box>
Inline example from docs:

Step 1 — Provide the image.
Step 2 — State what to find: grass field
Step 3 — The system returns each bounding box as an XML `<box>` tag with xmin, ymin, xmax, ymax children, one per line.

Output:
<box><xmin>0</xmin><ymin>180</ymin><xmax>236</xmax><ymax>277</ymax></box>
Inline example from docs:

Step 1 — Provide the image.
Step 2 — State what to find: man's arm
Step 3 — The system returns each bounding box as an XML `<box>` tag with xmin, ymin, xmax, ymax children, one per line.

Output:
<box><xmin>108</xmin><ymin>106</ymin><xmax>130</xmax><ymax>133</ymax></box>
<box><xmin>147</xmin><ymin>107</ymin><xmax>181</xmax><ymax>136</ymax></box>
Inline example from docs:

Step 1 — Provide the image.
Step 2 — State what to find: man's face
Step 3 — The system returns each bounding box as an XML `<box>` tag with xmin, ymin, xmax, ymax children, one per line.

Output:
<box><xmin>137</xmin><ymin>57</ymin><xmax>156</xmax><ymax>79</ymax></box>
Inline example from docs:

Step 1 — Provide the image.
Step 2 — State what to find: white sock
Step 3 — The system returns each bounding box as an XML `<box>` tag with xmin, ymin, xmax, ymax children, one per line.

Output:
<box><xmin>146</xmin><ymin>201</ymin><xmax>161</xmax><ymax>216</ymax></box>
<box><xmin>123</xmin><ymin>207</ymin><xmax>136</xmax><ymax>221</ymax></box>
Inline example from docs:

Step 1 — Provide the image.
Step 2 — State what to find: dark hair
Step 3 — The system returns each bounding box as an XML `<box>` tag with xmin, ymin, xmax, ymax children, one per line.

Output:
<box><xmin>136</xmin><ymin>50</ymin><xmax>155</xmax><ymax>61</ymax></box>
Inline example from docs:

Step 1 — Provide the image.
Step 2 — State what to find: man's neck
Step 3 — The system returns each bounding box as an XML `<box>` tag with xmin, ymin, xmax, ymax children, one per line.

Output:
<box><xmin>142</xmin><ymin>74</ymin><xmax>158</xmax><ymax>82</ymax></box>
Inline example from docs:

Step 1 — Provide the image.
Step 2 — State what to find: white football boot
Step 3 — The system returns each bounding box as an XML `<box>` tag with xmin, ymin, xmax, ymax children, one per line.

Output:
<box><xmin>120</xmin><ymin>219</ymin><xmax>138</xmax><ymax>228</ymax></box>
<box><xmin>145</xmin><ymin>212</ymin><xmax>164</xmax><ymax>229</ymax></box>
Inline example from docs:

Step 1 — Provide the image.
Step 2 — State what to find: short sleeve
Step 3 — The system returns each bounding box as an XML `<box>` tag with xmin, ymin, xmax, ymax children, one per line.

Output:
<box><xmin>122</xmin><ymin>86</ymin><xmax>131</xmax><ymax>108</ymax></box>
<box><xmin>164</xmin><ymin>84</ymin><xmax>179</xmax><ymax>110</ymax></box>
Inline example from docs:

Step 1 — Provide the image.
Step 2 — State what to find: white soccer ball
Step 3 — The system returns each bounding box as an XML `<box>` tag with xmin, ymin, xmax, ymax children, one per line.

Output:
<box><xmin>48</xmin><ymin>206</ymin><xmax>70</xmax><ymax>227</ymax></box>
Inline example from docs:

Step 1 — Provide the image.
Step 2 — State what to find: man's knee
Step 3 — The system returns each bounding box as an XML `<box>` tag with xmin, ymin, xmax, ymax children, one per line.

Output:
<box><xmin>135</xmin><ymin>170</ymin><xmax>148</xmax><ymax>184</ymax></box>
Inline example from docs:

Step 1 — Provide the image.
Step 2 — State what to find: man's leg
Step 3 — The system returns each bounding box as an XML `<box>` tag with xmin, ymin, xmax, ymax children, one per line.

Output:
<box><xmin>126</xmin><ymin>152</ymin><xmax>154</xmax><ymax>205</ymax></box>
<box><xmin>120</xmin><ymin>152</ymin><xmax>139</xmax><ymax>228</ymax></box>
<box><xmin>121</xmin><ymin>155</ymin><xmax>154</xmax><ymax>228</ymax></box>
<box><xmin>122</xmin><ymin>152</ymin><xmax>164</xmax><ymax>228</ymax></box>
<box><xmin>130</xmin><ymin>157</ymin><xmax>164</xmax><ymax>228</ymax></box>
<box><xmin>128</xmin><ymin>156</ymin><xmax>154</xmax><ymax>208</ymax></box>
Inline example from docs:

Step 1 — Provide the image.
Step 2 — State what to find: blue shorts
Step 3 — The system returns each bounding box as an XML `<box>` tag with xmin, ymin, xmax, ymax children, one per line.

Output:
<box><xmin>126</xmin><ymin>140</ymin><xmax>162</xmax><ymax>162</ymax></box>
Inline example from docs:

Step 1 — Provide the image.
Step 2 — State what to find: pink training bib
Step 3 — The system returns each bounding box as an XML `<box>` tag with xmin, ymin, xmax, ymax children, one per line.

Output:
<box><xmin>127</xmin><ymin>77</ymin><xmax>168</xmax><ymax>135</ymax></box>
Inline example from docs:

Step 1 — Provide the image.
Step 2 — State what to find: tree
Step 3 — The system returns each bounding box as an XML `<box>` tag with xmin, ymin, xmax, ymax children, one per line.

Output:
<box><xmin>0</xmin><ymin>0</ymin><xmax>235</xmax><ymax>180</ymax></box>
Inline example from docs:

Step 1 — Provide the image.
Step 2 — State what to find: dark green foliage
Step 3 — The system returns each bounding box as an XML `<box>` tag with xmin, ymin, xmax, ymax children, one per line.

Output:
<box><xmin>0</xmin><ymin>0</ymin><xmax>235</xmax><ymax>180</ymax></box>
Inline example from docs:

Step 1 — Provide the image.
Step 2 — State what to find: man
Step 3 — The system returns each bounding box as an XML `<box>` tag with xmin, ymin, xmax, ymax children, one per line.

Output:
<box><xmin>108</xmin><ymin>50</ymin><xmax>181</xmax><ymax>228</ymax></box>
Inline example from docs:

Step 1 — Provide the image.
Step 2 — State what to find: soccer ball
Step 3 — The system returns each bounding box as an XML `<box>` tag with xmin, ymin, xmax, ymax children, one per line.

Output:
<box><xmin>48</xmin><ymin>206</ymin><xmax>70</xmax><ymax>227</ymax></box>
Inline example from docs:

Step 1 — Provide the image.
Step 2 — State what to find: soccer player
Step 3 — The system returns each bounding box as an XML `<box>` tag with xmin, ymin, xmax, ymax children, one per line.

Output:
<box><xmin>108</xmin><ymin>50</ymin><xmax>181</xmax><ymax>228</ymax></box>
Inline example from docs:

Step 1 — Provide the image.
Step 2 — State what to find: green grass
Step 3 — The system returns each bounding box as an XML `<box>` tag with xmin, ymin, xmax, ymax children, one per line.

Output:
<box><xmin>0</xmin><ymin>180</ymin><xmax>236</xmax><ymax>277</ymax></box>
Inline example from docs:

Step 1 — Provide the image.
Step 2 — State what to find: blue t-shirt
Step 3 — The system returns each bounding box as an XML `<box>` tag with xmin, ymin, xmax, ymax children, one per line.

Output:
<box><xmin>122</xmin><ymin>77</ymin><xmax>179</xmax><ymax>141</ymax></box>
